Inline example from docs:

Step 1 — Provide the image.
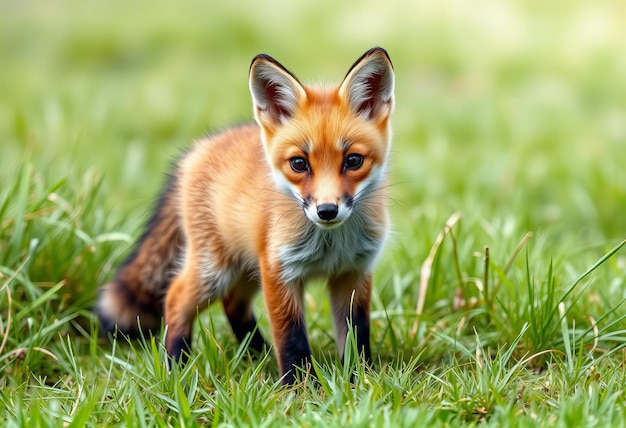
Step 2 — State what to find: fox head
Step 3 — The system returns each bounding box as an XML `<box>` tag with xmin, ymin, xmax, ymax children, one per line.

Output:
<box><xmin>249</xmin><ymin>48</ymin><xmax>394</xmax><ymax>229</ymax></box>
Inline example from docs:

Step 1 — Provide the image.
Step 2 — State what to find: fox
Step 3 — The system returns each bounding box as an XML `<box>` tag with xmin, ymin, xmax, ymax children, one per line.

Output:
<box><xmin>96</xmin><ymin>47</ymin><xmax>395</xmax><ymax>385</ymax></box>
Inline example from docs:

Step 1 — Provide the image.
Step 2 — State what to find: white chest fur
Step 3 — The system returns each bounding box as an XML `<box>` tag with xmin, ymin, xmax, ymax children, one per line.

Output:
<box><xmin>277</xmin><ymin>216</ymin><xmax>385</xmax><ymax>284</ymax></box>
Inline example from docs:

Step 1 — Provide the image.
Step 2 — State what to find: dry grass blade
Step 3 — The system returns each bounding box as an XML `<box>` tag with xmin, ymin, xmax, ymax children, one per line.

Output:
<box><xmin>0</xmin><ymin>278</ymin><xmax>11</xmax><ymax>357</ymax></box>
<box><xmin>412</xmin><ymin>211</ymin><xmax>462</xmax><ymax>336</ymax></box>
<box><xmin>503</xmin><ymin>232</ymin><xmax>533</xmax><ymax>275</ymax></box>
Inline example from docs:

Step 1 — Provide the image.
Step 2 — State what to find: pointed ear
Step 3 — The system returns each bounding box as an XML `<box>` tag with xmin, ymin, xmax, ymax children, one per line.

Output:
<box><xmin>339</xmin><ymin>47</ymin><xmax>394</xmax><ymax>121</ymax></box>
<box><xmin>249</xmin><ymin>54</ymin><xmax>306</xmax><ymax>127</ymax></box>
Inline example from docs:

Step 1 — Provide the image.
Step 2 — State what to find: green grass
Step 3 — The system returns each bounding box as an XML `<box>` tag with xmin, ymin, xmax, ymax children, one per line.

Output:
<box><xmin>1</xmin><ymin>0</ymin><xmax>626</xmax><ymax>426</ymax></box>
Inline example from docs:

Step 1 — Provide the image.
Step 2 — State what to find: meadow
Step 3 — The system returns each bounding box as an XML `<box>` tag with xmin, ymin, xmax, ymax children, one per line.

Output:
<box><xmin>1</xmin><ymin>0</ymin><xmax>625</xmax><ymax>426</ymax></box>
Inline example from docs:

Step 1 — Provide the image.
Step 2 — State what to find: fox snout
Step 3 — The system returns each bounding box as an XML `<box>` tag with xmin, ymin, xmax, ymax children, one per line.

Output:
<box><xmin>317</xmin><ymin>203</ymin><xmax>338</xmax><ymax>221</ymax></box>
<box><xmin>302</xmin><ymin>196</ymin><xmax>354</xmax><ymax>229</ymax></box>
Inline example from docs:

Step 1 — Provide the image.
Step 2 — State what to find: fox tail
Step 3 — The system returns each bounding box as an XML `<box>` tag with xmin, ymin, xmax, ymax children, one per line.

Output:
<box><xmin>95</xmin><ymin>177</ymin><xmax>182</xmax><ymax>337</ymax></box>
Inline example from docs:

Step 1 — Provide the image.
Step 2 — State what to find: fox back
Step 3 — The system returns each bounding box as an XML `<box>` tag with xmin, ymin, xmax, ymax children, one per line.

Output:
<box><xmin>96</xmin><ymin>48</ymin><xmax>394</xmax><ymax>385</ymax></box>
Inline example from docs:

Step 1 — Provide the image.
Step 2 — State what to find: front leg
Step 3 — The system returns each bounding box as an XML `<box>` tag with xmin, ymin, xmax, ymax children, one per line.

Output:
<box><xmin>260</xmin><ymin>259</ymin><xmax>312</xmax><ymax>385</ymax></box>
<box><xmin>164</xmin><ymin>266</ymin><xmax>201</xmax><ymax>367</ymax></box>
<box><xmin>328</xmin><ymin>272</ymin><xmax>372</xmax><ymax>365</ymax></box>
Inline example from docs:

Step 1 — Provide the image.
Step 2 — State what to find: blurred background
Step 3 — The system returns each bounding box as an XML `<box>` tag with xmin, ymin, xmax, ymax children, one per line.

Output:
<box><xmin>1</xmin><ymin>0</ymin><xmax>624</xmax><ymax>284</ymax></box>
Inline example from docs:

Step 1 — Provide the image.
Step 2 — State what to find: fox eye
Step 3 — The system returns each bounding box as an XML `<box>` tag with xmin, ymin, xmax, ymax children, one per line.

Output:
<box><xmin>344</xmin><ymin>154</ymin><xmax>364</xmax><ymax>170</ymax></box>
<box><xmin>290</xmin><ymin>157</ymin><xmax>309</xmax><ymax>172</ymax></box>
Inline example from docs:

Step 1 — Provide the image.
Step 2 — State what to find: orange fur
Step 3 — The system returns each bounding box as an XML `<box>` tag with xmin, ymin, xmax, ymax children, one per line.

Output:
<box><xmin>96</xmin><ymin>48</ymin><xmax>395</xmax><ymax>384</ymax></box>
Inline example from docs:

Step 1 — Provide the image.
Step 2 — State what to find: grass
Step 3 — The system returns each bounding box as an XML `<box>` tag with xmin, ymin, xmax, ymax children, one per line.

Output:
<box><xmin>1</xmin><ymin>0</ymin><xmax>626</xmax><ymax>426</ymax></box>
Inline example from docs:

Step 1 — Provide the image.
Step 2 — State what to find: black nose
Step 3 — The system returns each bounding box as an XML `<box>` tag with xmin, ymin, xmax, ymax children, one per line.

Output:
<box><xmin>317</xmin><ymin>203</ymin><xmax>338</xmax><ymax>221</ymax></box>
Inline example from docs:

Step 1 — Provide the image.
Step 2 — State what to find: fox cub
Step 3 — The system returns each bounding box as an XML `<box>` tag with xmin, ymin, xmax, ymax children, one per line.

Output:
<box><xmin>96</xmin><ymin>47</ymin><xmax>394</xmax><ymax>384</ymax></box>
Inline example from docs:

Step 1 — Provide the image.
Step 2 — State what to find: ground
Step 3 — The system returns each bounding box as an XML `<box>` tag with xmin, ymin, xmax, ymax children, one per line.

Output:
<box><xmin>1</xmin><ymin>0</ymin><xmax>625</xmax><ymax>426</ymax></box>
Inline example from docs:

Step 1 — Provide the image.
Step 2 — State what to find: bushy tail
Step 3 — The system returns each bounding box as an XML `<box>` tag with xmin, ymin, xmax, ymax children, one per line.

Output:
<box><xmin>96</xmin><ymin>177</ymin><xmax>183</xmax><ymax>337</ymax></box>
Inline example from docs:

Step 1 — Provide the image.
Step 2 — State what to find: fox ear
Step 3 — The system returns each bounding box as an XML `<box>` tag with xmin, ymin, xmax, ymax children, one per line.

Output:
<box><xmin>249</xmin><ymin>54</ymin><xmax>306</xmax><ymax>126</ymax></box>
<box><xmin>339</xmin><ymin>47</ymin><xmax>394</xmax><ymax>121</ymax></box>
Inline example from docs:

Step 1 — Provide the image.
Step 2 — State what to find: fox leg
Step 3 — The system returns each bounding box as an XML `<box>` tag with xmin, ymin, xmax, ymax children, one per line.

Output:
<box><xmin>222</xmin><ymin>277</ymin><xmax>267</xmax><ymax>353</ymax></box>
<box><xmin>328</xmin><ymin>272</ymin><xmax>372</xmax><ymax>365</ymax></box>
<box><xmin>260</xmin><ymin>261</ymin><xmax>311</xmax><ymax>384</ymax></box>
<box><xmin>164</xmin><ymin>264</ymin><xmax>206</xmax><ymax>366</ymax></box>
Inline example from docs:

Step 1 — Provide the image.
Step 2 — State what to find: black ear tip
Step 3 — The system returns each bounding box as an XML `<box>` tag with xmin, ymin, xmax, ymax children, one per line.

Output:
<box><xmin>250</xmin><ymin>53</ymin><xmax>276</xmax><ymax>69</ymax></box>
<box><xmin>249</xmin><ymin>53</ymin><xmax>301</xmax><ymax>84</ymax></box>
<box><xmin>345</xmin><ymin>47</ymin><xmax>394</xmax><ymax>78</ymax></box>
<box><xmin>364</xmin><ymin>47</ymin><xmax>392</xmax><ymax>66</ymax></box>
<box><xmin>368</xmin><ymin>46</ymin><xmax>388</xmax><ymax>55</ymax></box>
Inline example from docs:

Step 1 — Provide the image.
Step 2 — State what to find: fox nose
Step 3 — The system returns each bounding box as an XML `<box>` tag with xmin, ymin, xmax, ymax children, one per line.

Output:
<box><xmin>317</xmin><ymin>203</ymin><xmax>339</xmax><ymax>221</ymax></box>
